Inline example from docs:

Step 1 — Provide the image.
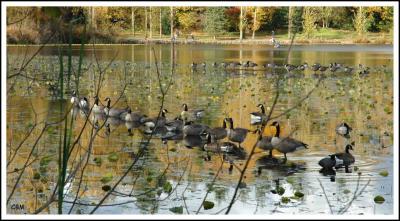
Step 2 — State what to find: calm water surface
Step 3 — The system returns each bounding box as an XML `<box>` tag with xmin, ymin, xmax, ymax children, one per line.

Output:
<box><xmin>6</xmin><ymin>44</ymin><xmax>393</xmax><ymax>215</ymax></box>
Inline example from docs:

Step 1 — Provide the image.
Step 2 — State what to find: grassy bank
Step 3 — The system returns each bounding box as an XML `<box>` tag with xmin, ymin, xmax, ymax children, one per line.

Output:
<box><xmin>7</xmin><ymin>27</ymin><xmax>393</xmax><ymax>45</ymax></box>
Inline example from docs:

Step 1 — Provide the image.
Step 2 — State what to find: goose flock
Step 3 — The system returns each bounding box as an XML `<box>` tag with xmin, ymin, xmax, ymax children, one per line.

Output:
<box><xmin>189</xmin><ymin>61</ymin><xmax>372</xmax><ymax>76</ymax></box>
<box><xmin>71</xmin><ymin>91</ymin><xmax>356</xmax><ymax>175</ymax></box>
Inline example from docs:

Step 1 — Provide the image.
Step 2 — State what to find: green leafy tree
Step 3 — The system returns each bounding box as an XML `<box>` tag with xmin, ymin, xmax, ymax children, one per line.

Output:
<box><xmin>302</xmin><ymin>7</ymin><xmax>318</xmax><ymax>38</ymax></box>
<box><xmin>204</xmin><ymin>7</ymin><xmax>227</xmax><ymax>39</ymax></box>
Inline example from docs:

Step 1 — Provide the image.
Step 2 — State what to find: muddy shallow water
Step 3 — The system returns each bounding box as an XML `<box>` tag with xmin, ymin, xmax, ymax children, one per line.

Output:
<box><xmin>6</xmin><ymin>44</ymin><xmax>393</xmax><ymax>215</ymax></box>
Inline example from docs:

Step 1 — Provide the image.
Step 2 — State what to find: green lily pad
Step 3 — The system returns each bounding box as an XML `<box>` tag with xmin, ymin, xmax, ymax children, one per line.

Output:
<box><xmin>100</xmin><ymin>173</ymin><xmax>113</xmax><ymax>184</ymax></box>
<box><xmin>374</xmin><ymin>195</ymin><xmax>385</xmax><ymax>204</ymax></box>
<box><xmin>169</xmin><ymin>206</ymin><xmax>183</xmax><ymax>214</ymax></box>
<box><xmin>281</xmin><ymin>197</ymin><xmax>290</xmax><ymax>204</ymax></box>
<box><xmin>203</xmin><ymin>201</ymin><xmax>215</xmax><ymax>210</ymax></box>
<box><xmin>294</xmin><ymin>191</ymin><xmax>304</xmax><ymax>198</ymax></box>
<box><xmin>108</xmin><ymin>152</ymin><xmax>119</xmax><ymax>162</ymax></box>
<box><xmin>163</xmin><ymin>181</ymin><xmax>172</xmax><ymax>193</ymax></box>
<box><xmin>379</xmin><ymin>170</ymin><xmax>389</xmax><ymax>177</ymax></box>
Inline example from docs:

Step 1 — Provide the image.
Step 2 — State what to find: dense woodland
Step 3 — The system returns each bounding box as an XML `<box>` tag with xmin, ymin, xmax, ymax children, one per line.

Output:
<box><xmin>6</xmin><ymin>6</ymin><xmax>394</xmax><ymax>44</ymax></box>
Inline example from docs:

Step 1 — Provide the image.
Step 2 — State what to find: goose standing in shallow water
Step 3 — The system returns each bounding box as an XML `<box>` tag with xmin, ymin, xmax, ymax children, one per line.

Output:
<box><xmin>333</xmin><ymin>144</ymin><xmax>355</xmax><ymax>173</ymax></box>
<box><xmin>250</xmin><ymin>104</ymin><xmax>268</xmax><ymax>125</ymax></box>
<box><xmin>181</xmin><ymin>103</ymin><xmax>205</xmax><ymax>121</ymax></box>
<box><xmin>206</xmin><ymin>120</ymin><xmax>227</xmax><ymax>140</ymax></box>
<box><xmin>226</xmin><ymin>118</ymin><xmax>248</xmax><ymax>147</ymax></box>
<box><xmin>255</xmin><ymin>128</ymin><xmax>274</xmax><ymax>158</ymax></box>
<box><xmin>93</xmin><ymin>96</ymin><xmax>104</xmax><ymax>114</ymax></box>
<box><xmin>103</xmin><ymin>97</ymin><xmax>129</xmax><ymax>118</ymax></box>
<box><xmin>270</xmin><ymin>121</ymin><xmax>308</xmax><ymax>162</ymax></box>
<box><xmin>318</xmin><ymin>155</ymin><xmax>337</xmax><ymax>170</ymax></box>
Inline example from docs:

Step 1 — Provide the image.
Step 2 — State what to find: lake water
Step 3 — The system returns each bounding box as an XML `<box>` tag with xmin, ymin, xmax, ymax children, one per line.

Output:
<box><xmin>6</xmin><ymin>44</ymin><xmax>394</xmax><ymax>215</ymax></box>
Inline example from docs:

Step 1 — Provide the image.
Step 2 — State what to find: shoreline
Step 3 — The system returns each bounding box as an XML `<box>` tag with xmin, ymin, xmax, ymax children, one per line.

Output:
<box><xmin>6</xmin><ymin>37</ymin><xmax>393</xmax><ymax>47</ymax></box>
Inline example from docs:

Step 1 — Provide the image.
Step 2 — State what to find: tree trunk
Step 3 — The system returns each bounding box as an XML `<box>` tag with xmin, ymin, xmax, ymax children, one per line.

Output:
<box><xmin>252</xmin><ymin>7</ymin><xmax>257</xmax><ymax>40</ymax></box>
<box><xmin>159</xmin><ymin>7</ymin><xmax>162</xmax><ymax>37</ymax></box>
<box><xmin>240</xmin><ymin>6</ymin><xmax>243</xmax><ymax>41</ymax></box>
<box><xmin>288</xmin><ymin>6</ymin><xmax>292</xmax><ymax>38</ymax></box>
<box><xmin>149</xmin><ymin>7</ymin><xmax>152</xmax><ymax>39</ymax></box>
<box><xmin>92</xmin><ymin>7</ymin><xmax>96</xmax><ymax>30</ymax></box>
<box><xmin>145</xmin><ymin>7</ymin><xmax>148</xmax><ymax>38</ymax></box>
<box><xmin>170</xmin><ymin>6</ymin><xmax>174</xmax><ymax>39</ymax></box>
<box><xmin>131</xmin><ymin>7</ymin><xmax>135</xmax><ymax>36</ymax></box>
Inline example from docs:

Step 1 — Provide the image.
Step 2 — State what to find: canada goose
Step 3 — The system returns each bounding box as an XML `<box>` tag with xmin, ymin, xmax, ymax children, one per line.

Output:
<box><xmin>343</xmin><ymin>66</ymin><xmax>353</xmax><ymax>74</ymax></box>
<box><xmin>329</xmin><ymin>63</ymin><xmax>340</xmax><ymax>73</ymax></box>
<box><xmin>142</xmin><ymin>109</ymin><xmax>168</xmax><ymax>129</ymax></box>
<box><xmin>93</xmin><ymin>96</ymin><xmax>104</xmax><ymax>114</ymax></box>
<box><xmin>79</xmin><ymin>97</ymin><xmax>90</xmax><ymax>111</ymax></box>
<box><xmin>335</xmin><ymin>122</ymin><xmax>352</xmax><ymax>138</ymax></box>
<box><xmin>311</xmin><ymin>63</ymin><xmax>321</xmax><ymax>73</ymax></box>
<box><xmin>124</xmin><ymin>108</ymin><xmax>146</xmax><ymax>122</ymax></box>
<box><xmin>359</xmin><ymin>67</ymin><xmax>370</xmax><ymax>76</ymax></box>
<box><xmin>105</xmin><ymin>123</ymin><xmax>111</xmax><ymax>137</ymax></box>
<box><xmin>318</xmin><ymin>155</ymin><xmax>336</xmax><ymax>170</ymax></box>
<box><xmin>203</xmin><ymin>133</ymin><xmax>241</xmax><ymax>154</ymax></box>
<box><xmin>183</xmin><ymin>135</ymin><xmax>206</xmax><ymax>148</ymax></box>
<box><xmin>181</xmin><ymin>103</ymin><xmax>205</xmax><ymax>121</ymax></box>
<box><xmin>226</xmin><ymin>118</ymin><xmax>248</xmax><ymax>147</ymax></box>
<box><xmin>183</xmin><ymin>121</ymin><xmax>210</xmax><ymax>136</ymax></box>
<box><xmin>249</xmin><ymin>61</ymin><xmax>258</xmax><ymax>68</ymax></box>
<box><xmin>103</xmin><ymin>97</ymin><xmax>129</xmax><ymax>118</ymax></box>
<box><xmin>212</xmin><ymin>62</ymin><xmax>218</xmax><ymax>68</ymax></box>
<box><xmin>333</xmin><ymin>144</ymin><xmax>355</xmax><ymax>173</ymax></box>
<box><xmin>220</xmin><ymin>62</ymin><xmax>228</xmax><ymax>69</ymax></box>
<box><xmin>250</xmin><ymin>104</ymin><xmax>268</xmax><ymax>125</ymax></box>
<box><xmin>191</xmin><ymin>62</ymin><xmax>197</xmax><ymax>70</ymax></box>
<box><xmin>319</xmin><ymin>66</ymin><xmax>328</xmax><ymax>74</ymax></box>
<box><xmin>255</xmin><ymin>128</ymin><xmax>274</xmax><ymax>158</ymax></box>
<box><xmin>284</xmin><ymin>64</ymin><xmax>296</xmax><ymax>73</ymax></box>
<box><xmin>229</xmin><ymin>62</ymin><xmax>241</xmax><ymax>68</ymax></box>
<box><xmin>201</xmin><ymin>62</ymin><xmax>206</xmax><ymax>69</ymax></box>
<box><xmin>70</xmin><ymin>90</ymin><xmax>79</xmax><ymax>107</ymax></box>
<box><xmin>206</xmin><ymin>120</ymin><xmax>227</xmax><ymax>140</ymax></box>
<box><xmin>270</xmin><ymin>121</ymin><xmax>308</xmax><ymax>161</ymax></box>
<box><xmin>164</xmin><ymin>117</ymin><xmax>183</xmax><ymax>132</ymax></box>
<box><xmin>297</xmin><ymin>63</ymin><xmax>308</xmax><ymax>71</ymax></box>
<box><xmin>242</xmin><ymin>61</ymin><xmax>249</xmax><ymax>68</ymax></box>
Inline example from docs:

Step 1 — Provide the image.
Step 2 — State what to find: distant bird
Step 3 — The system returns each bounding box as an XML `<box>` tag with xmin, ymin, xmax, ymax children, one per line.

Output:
<box><xmin>334</xmin><ymin>144</ymin><xmax>355</xmax><ymax>173</ymax></box>
<box><xmin>343</xmin><ymin>66</ymin><xmax>354</xmax><ymax>74</ymax></box>
<box><xmin>201</xmin><ymin>62</ymin><xmax>206</xmax><ymax>69</ymax></box>
<box><xmin>311</xmin><ymin>63</ymin><xmax>321</xmax><ymax>73</ymax></box>
<box><xmin>191</xmin><ymin>62</ymin><xmax>197</xmax><ymax>70</ymax></box>
<box><xmin>336</xmin><ymin>122</ymin><xmax>352</xmax><ymax>138</ymax></box>
<box><xmin>220</xmin><ymin>62</ymin><xmax>228</xmax><ymax>69</ymax></box>
<box><xmin>212</xmin><ymin>62</ymin><xmax>218</xmax><ymax>68</ymax></box>
<box><xmin>297</xmin><ymin>63</ymin><xmax>308</xmax><ymax>71</ymax></box>
<box><xmin>284</xmin><ymin>64</ymin><xmax>296</xmax><ymax>73</ymax></box>
<box><xmin>270</xmin><ymin>121</ymin><xmax>308</xmax><ymax>162</ymax></box>
<box><xmin>319</xmin><ymin>66</ymin><xmax>328</xmax><ymax>74</ymax></box>
<box><xmin>329</xmin><ymin>63</ymin><xmax>340</xmax><ymax>73</ymax></box>
<box><xmin>229</xmin><ymin>62</ymin><xmax>241</xmax><ymax>69</ymax></box>
<box><xmin>359</xmin><ymin>67</ymin><xmax>370</xmax><ymax>76</ymax></box>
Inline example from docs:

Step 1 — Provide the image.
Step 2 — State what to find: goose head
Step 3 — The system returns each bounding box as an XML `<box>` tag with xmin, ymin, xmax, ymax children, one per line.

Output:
<box><xmin>127</xmin><ymin>108</ymin><xmax>132</xmax><ymax>114</ymax></box>
<box><xmin>182</xmin><ymin>103</ymin><xmax>188</xmax><ymax>111</ymax></box>
<box><xmin>257</xmin><ymin>104</ymin><xmax>265</xmax><ymax>114</ymax></box>
<box><xmin>161</xmin><ymin>109</ymin><xmax>168</xmax><ymax>117</ymax></box>
<box><xmin>72</xmin><ymin>90</ymin><xmax>77</xmax><ymax>96</ymax></box>
<box><xmin>345</xmin><ymin>144</ymin><xmax>353</xmax><ymax>152</ymax></box>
